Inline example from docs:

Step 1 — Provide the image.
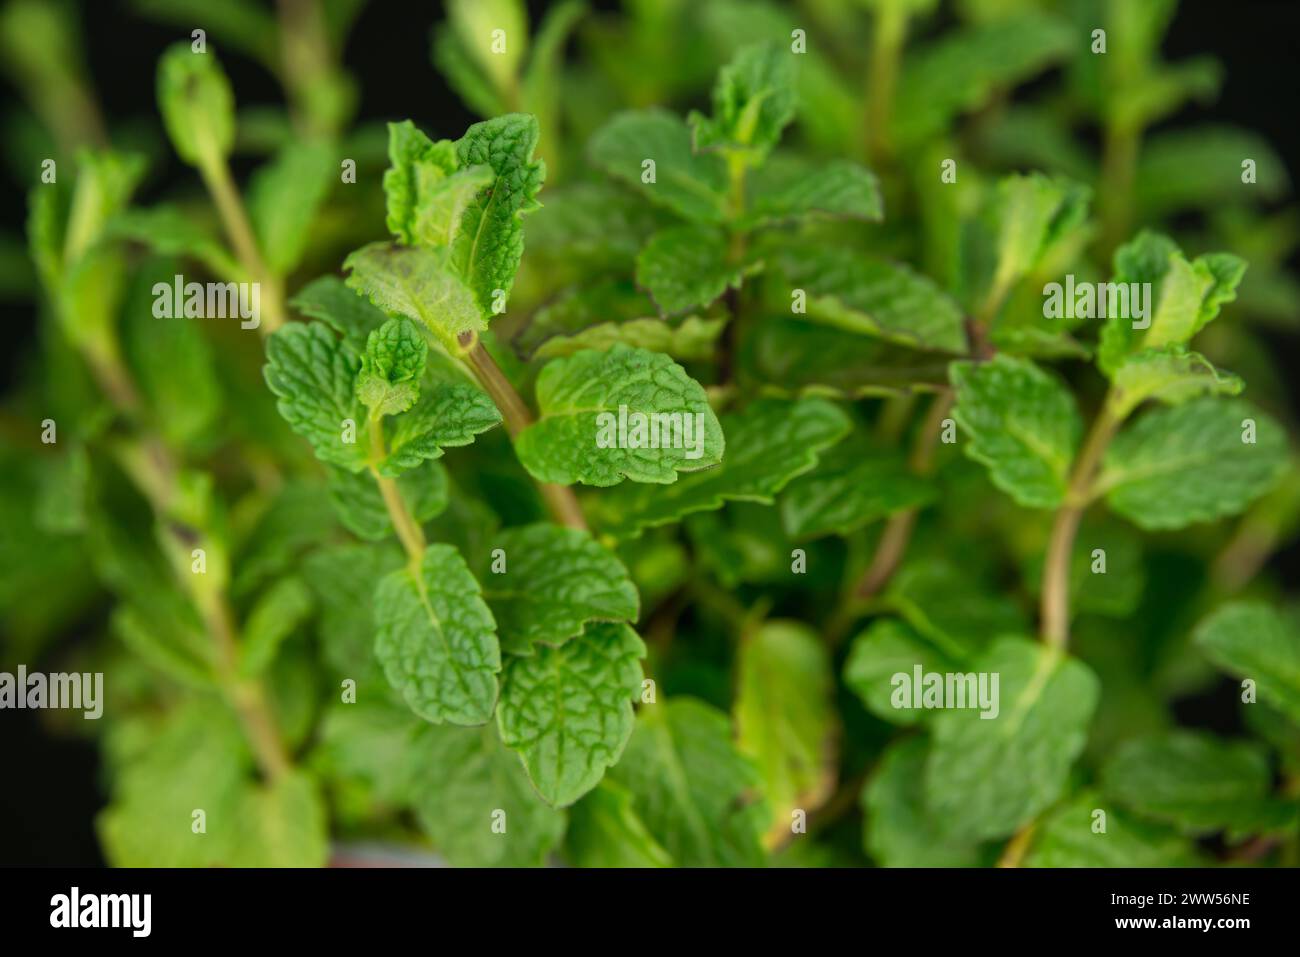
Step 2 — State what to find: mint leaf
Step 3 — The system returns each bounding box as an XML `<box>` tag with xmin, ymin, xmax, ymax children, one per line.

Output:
<box><xmin>1195</xmin><ymin>602</ymin><xmax>1300</xmax><ymax>725</ymax></box>
<box><xmin>734</xmin><ymin>621</ymin><xmax>836</xmax><ymax>839</ymax></box>
<box><xmin>290</xmin><ymin>275</ymin><xmax>390</xmax><ymax>352</ymax></box>
<box><xmin>248</xmin><ymin>140</ymin><xmax>335</xmax><ymax>274</ymax></box>
<box><xmin>515</xmin><ymin>345</ymin><xmax>724</xmax><ymax>486</ymax></box>
<box><xmin>344</xmin><ymin>241</ymin><xmax>483</xmax><ymax>352</ymax></box>
<box><xmin>534</xmin><ymin>314</ymin><xmax>727</xmax><ymax>363</ymax></box>
<box><xmin>497</xmin><ymin>621</ymin><xmax>645</xmax><ymax>807</ymax></box>
<box><xmin>636</xmin><ymin>224</ymin><xmax>755</xmax><ymax>316</ymax></box>
<box><xmin>238</xmin><ymin>576</ymin><xmax>313</xmax><ymax>677</ymax></box>
<box><xmin>564</xmin><ymin>780</ymin><xmax>673</xmax><ymax>867</ymax></box>
<box><xmin>864</xmin><ymin>736</ymin><xmax>984</xmax><ymax>867</ymax></box>
<box><xmin>406</xmin><ymin>723</ymin><xmax>565</xmax><ymax>867</ymax></box>
<box><xmin>777</xmin><ymin>246</ymin><xmax>967</xmax><ymax>353</ymax></box>
<box><xmin>326</xmin><ymin>460</ymin><xmax>449</xmax><ymax>541</ymax></box>
<box><xmin>263</xmin><ymin>322</ymin><xmax>368</xmax><ymax>471</ymax></box>
<box><xmin>105</xmin><ymin>205</ymin><xmax>240</xmax><ymax>278</ymax></box>
<box><xmin>379</xmin><ymin>382</ymin><xmax>501</xmax><ymax>476</ymax></box>
<box><xmin>302</xmin><ymin>542</ymin><xmax>404</xmax><ymax>677</ymax></box>
<box><xmin>593</xmin><ymin>397</ymin><xmax>849</xmax><ymax>539</ymax></box>
<box><xmin>742</xmin><ymin>156</ymin><xmax>882</xmax><ymax>229</ymax></box>
<box><xmin>844</xmin><ymin>619</ymin><xmax>958</xmax><ymax>726</ymax></box>
<box><xmin>356</xmin><ymin>317</ymin><xmax>427</xmax><ymax>417</ymax></box>
<box><xmin>383</xmin><ymin>120</ymin><xmax>493</xmax><ymax>248</ymax></box>
<box><xmin>588</xmin><ymin>109</ymin><xmax>728</xmax><ymax>224</ymax></box>
<box><xmin>1101</xmin><ymin>732</ymin><xmax>1277</xmax><ymax>836</ymax></box>
<box><xmin>480</xmin><ymin>523</ymin><xmax>639</xmax><ymax>654</ymax></box>
<box><xmin>1024</xmin><ymin>792</ymin><xmax>1200</xmax><ymax>868</ymax></box>
<box><xmin>374</xmin><ymin>544</ymin><xmax>500</xmax><ymax>725</ymax></box>
<box><xmin>887</xmin><ymin>562</ymin><xmax>1028</xmax><ymax>661</ymax></box>
<box><xmin>1098</xmin><ymin>398</ymin><xmax>1288</xmax><ymax>530</ymax></box>
<box><xmin>951</xmin><ymin>354</ymin><xmax>1082</xmax><ymax>509</ymax></box>
<box><xmin>983</xmin><ymin>172</ymin><xmax>1090</xmax><ymax>301</ymax></box>
<box><xmin>926</xmin><ymin>638</ymin><xmax>1099</xmax><ymax>840</ymax></box>
<box><xmin>156</xmin><ymin>42</ymin><xmax>235</xmax><ymax>165</ymax></box>
<box><xmin>780</xmin><ymin>444</ymin><xmax>935</xmax><ymax>540</ymax></box>
<box><xmin>609</xmin><ymin>697</ymin><xmax>768</xmax><ymax>867</ymax></box>
<box><xmin>450</xmin><ymin>114</ymin><xmax>546</xmax><ymax>315</ymax></box>
<box><xmin>688</xmin><ymin>41</ymin><xmax>797</xmax><ymax>165</ymax></box>
<box><xmin>1109</xmin><ymin>346</ymin><xmax>1243</xmax><ymax>419</ymax></box>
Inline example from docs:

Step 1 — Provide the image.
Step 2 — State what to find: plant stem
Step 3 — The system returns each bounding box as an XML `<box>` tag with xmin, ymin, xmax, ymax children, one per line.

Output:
<box><xmin>1041</xmin><ymin>401</ymin><xmax>1121</xmax><ymax>649</ymax></box>
<box><xmin>997</xmin><ymin>821</ymin><xmax>1037</xmax><ymax>868</ymax></box>
<box><xmin>197</xmin><ymin>155</ymin><xmax>287</xmax><ymax>333</ymax></box>
<box><xmin>461</xmin><ymin>336</ymin><xmax>588</xmax><ymax>530</ymax></box>
<box><xmin>865</xmin><ymin>0</ymin><xmax>907</xmax><ymax>161</ymax></box>
<box><xmin>367</xmin><ymin>416</ymin><xmax>426</xmax><ymax>567</ymax></box>
<box><xmin>1099</xmin><ymin>118</ymin><xmax>1139</xmax><ymax>256</ymax></box>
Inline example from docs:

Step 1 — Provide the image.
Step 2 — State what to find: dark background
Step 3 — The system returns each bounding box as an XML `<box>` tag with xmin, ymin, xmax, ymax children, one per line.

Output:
<box><xmin>1</xmin><ymin>0</ymin><xmax>1298</xmax><ymax>866</ymax></box>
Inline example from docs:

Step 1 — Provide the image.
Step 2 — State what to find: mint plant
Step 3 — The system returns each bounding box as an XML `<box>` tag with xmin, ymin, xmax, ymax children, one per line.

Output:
<box><xmin>2</xmin><ymin>0</ymin><xmax>1299</xmax><ymax>870</ymax></box>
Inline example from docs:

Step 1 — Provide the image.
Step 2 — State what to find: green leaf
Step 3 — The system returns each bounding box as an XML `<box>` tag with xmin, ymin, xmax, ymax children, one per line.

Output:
<box><xmin>450</xmin><ymin>114</ymin><xmax>546</xmax><ymax>316</ymax></box>
<box><xmin>1109</xmin><ymin>346</ymin><xmax>1244</xmax><ymax>419</ymax></box>
<box><xmin>497</xmin><ymin>621</ymin><xmax>645</xmax><ymax>806</ymax></box>
<box><xmin>290</xmin><ymin>275</ymin><xmax>390</xmax><ymax>353</ymax></box>
<box><xmin>325</xmin><ymin>461</ymin><xmax>449</xmax><ymax>542</ymax></box>
<box><xmin>926</xmin><ymin>638</ymin><xmax>1099</xmax><ymax>840</ymax></box>
<box><xmin>564</xmin><ymin>779</ymin><xmax>673</xmax><ymax>867</ymax></box>
<box><xmin>844</xmin><ymin>619</ymin><xmax>957</xmax><ymax>726</ymax></box>
<box><xmin>742</xmin><ymin>156</ymin><xmax>882</xmax><ymax>229</ymax></box>
<box><xmin>239</xmin><ymin>577</ymin><xmax>313</xmax><ymax>677</ymax></box>
<box><xmin>374</xmin><ymin>543</ymin><xmax>501</xmax><ymax>725</ymax></box>
<box><xmin>894</xmin><ymin>13</ymin><xmax>1074</xmax><ymax>148</ymax></box>
<box><xmin>863</xmin><ymin>736</ymin><xmax>984</xmax><ymax>867</ymax></box>
<box><xmin>479</xmin><ymin>523</ymin><xmax>639</xmax><ymax>654</ymax></box>
<box><xmin>984</xmin><ymin>172</ymin><xmax>1090</xmax><ymax>304</ymax></box>
<box><xmin>1195</xmin><ymin>602</ymin><xmax>1300</xmax><ymax>725</ymax></box>
<box><xmin>780</xmin><ymin>444</ymin><xmax>935</xmax><ymax>540</ymax></box>
<box><xmin>515</xmin><ymin>345</ymin><xmax>724</xmax><ymax>487</ymax></box>
<box><xmin>1135</xmin><ymin>125</ymin><xmax>1290</xmax><ymax>217</ymax></box>
<box><xmin>520</xmin><ymin>0</ymin><xmax>587</xmax><ymax>177</ymax></box>
<box><xmin>355</xmin><ymin>317</ymin><xmax>427</xmax><ymax>417</ymax></box>
<box><xmin>636</xmin><ymin>224</ymin><xmax>756</xmax><ymax>316</ymax></box>
<box><xmin>379</xmin><ymin>382</ymin><xmax>501</xmax><ymax>476</ymax></box>
<box><xmin>156</xmin><ymin>42</ymin><xmax>235</xmax><ymax>166</ymax></box>
<box><xmin>609</xmin><ymin>697</ymin><xmax>769</xmax><ymax>867</ymax></box>
<box><xmin>344</xmin><ymin>241</ymin><xmax>483</xmax><ymax>352</ymax></box>
<box><xmin>382</xmin><ymin>120</ymin><xmax>494</xmax><ymax>248</ymax></box>
<box><xmin>1101</xmin><ymin>731</ymin><xmax>1277</xmax><ymax>836</ymax></box>
<box><xmin>442</xmin><ymin>0</ymin><xmax>527</xmax><ymax>98</ymax></box>
<box><xmin>1024</xmin><ymin>792</ymin><xmax>1200</xmax><ymax>867</ymax></box>
<box><xmin>302</xmin><ymin>542</ymin><xmax>404</xmax><ymax>676</ymax></box>
<box><xmin>688</xmin><ymin>41</ymin><xmax>797</xmax><ymax>164</ymax></box>
<box><xmin>588</xmin><ymin>109</ymin><xmax>729</xmax><ymax>224</ymax></box>
<box><xmin>778</xmin><ymin>246</ymin><xmax>967</xmax><ymax>354</ymax></box>
<box><xmin>734</xmin><ymin>621</ymin><xmax>836</xmax><ymax>839</ymax></box>
<box><xmin>263</xmin><ymin>322</ymin><xmax>368</xmax><ymax>470</ymax></box>
<box><xmin>248</xmin><ymin>140</ymin><xmax>335</xmax><ymax>274</ymax></box>
<box><xmin>951</xmin><ymin>354</ymin><xmax>1082</xmax><ymax>509</ymax></box>
<box><xmin>406</xmin><ymin>722</ymin><xmax>566</xmax><ymax>867</ymax></box>
<box><xmin>886</xmin><ymin>562</ymin><xmax>1028</xmax><ymax>661</ymax></box>
<box><xmin>593</xmin><ymin>397</ymin><xmax>849</xmax><ymax>539</ymax></box>
<box><xmin>534</xmin><ymin>314</ymin><xmax>727</xmax><ymax>363</ymax></box>
<box><xmin>111</xmin><ymin>604</ymin><xmax>214</xmax><ymax>689</ymax></box>
<box><xmin>105</xmin><ymin>206</ymin><xmax>240</xmax><ymax>278</ymax></box>
<box><xmin>1099</xmin><ymin>398</ymin><xmax>1288</xmax><ymax>530</ymax></box>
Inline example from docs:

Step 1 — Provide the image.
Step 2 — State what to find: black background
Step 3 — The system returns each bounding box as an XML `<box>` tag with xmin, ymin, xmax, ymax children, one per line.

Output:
<box><xmin>1</xmin><ymin>0</ymin><xmax>1298</xmax><ymax>867</ymax></box>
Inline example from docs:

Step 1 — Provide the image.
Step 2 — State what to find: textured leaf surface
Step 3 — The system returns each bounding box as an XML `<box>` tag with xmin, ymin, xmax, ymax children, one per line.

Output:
<box><xmin>374</xmin><ymin>544</ymin><xmax>500</xmax><ymax>725</ymax></box>
<box><xmin>1101</xmin><ymin>732</ymin><xmax>1277</xmax><ymax>836</ymax></box>
<box><xmin>609</xmin><ymin>698</ymin><xmax>768</xmax><ymax>867</ymax></box>
<box><xmin>480</xmin><ymin>523</ymin><xmax>639</xmax><ymax>654</ymax></box>
<box><xmin>688</xmin><ymin>41</ymin><xmax>796</xmax><ymax>163</ymax></box>
<box><xmin>326</xmin><ymin>460</ymin><xmax>448</xmax><ymax>541</ymax></box>
<box><xmin>1099</xmin><ymin>398</ymin><xmax>1287</xmax><ymax>530</ymax></box>
<box><xmin>378</xmin><ymin>382</ymin><xmax>501</xmax><ymax>476</ymax></box>
<box><xmin>1195</xmin><ymin>602</ymin><xmax>1300</xmax><ymax>725</ymax></box>
<box><xmin>383</xmin><ymin>119</ymin><xmax>493</xmax><ymax>247</ymax></box>
<box><xmin>290</xmin><ymin>275</ymin><xmax>390</xmax><ymax>352</ymax></box>
<box><xmin>779</xmin><ymin>247</ymin><xmax>966</xmax><ymax>353</ymax></box>
<box><xmin>926</xmin><ymin>638</ymin><xmax>1099</xmax><ymax>840</ymax></box>
<box><xmin>593</xmin><ymin>397</ymin><xmax>849</xmax><ymax>539</ymax></box>
<box><xmin>951</xmin><ymin>355</ymin><xmax>1082</xmax><ymax>509</ymax></box>
<box><xmin>497</xmin><ymin>622</ymin><xmax>646</xmax><ymax>807</ymax></box>
<box><xmin>734</xmin><ymin>621</ymin><xmax>836</xmax><ymax>841</ymax></box>
<box><xmin>535</xmin><ymin>314</ymin><xmax>726</xmax><ymax>362</ymax></box>
<box><xmin>406</xmin><ymin>723</ymin><xmax>565</xmax><ymax>867</ymax></box>
<box><xmin>588</xmin><ymin>109</ymin><xmax>728</xmax><ymax>224</ymax></box>
<box><xmin>780</xmin><ymin>445</ymin><xmax>935</xmax><ymax>539</ymax></box>
<box><xmin>515</xmin><ymin>345</ymin><xmax>723</xmax><ymax>486</ymax></box>
<box><xmin>344</xmin><ymin>242</ymin><xmax>483</xmax><ymax>351</ymax></box>
<box><xmin>636</xmin><ymin>224</ymin><xmax>752</xmax><ymax>315</ymax></box>
<box><xmin>263</xmin><ymin>322</ymin><xmax>367</xmax><ymax>470</ymax></box>
<box><xmin>743</xmin><ymin>156</ymin><xmax>882</xmax><ymax>229</ymax></box>
<box><xmin>1109</xmin><ymin>346</ymin><xmax>1243</xmax><ymax>419</ymax></box>
<box><xmin>355</xmin><ymin>317</ymin><xmax>426</xmax><ymax>417</ymax></box>
<box><xmin>984</xmin><ymin>172</ymin><xmax>1090</xmax><ymax>296</ymax></box>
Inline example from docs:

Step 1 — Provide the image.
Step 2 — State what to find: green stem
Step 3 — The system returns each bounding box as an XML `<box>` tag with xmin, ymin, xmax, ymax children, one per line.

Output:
<box><xmin>367</xmin><ymin>414</ymin><xmax>426</xmax><ymax>567</ymax></box>
<box><xmin>865</xmin><ymin>1</ymin><xmax>907</xmax><ymax>161</ymax></box>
